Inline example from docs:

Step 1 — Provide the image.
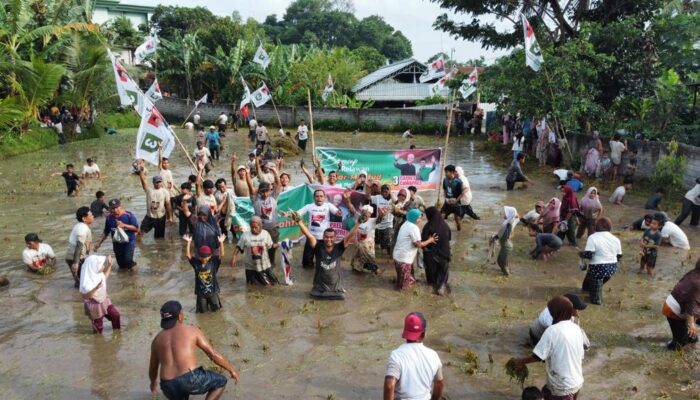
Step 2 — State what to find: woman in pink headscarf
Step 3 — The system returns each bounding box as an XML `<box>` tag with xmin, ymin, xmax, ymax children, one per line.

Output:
<box><xmin>558</xmin><ymin>185</ymin><xmax>580</xmax><ymax>246</ymax></box>
<box><xmin>577</xmin><ymin>187</ymin><xmax>603</xmax><ymax>239</ymax></box>
<box><xmin>538</xmin><ymin>197</ymin><xmax>561</xmax><ymax>234</ymax></box>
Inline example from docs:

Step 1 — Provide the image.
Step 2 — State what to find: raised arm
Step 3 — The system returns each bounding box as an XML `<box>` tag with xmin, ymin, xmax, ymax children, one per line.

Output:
<box><xmin>301</xmin><ymin>162</ymin><xmax>315</xmax><ymax>184</ymax></box>
<box><xmin>297</xmin><ymin>219</ymin><xmax>317</xmax><ymax>248</ymax></box>
<box><xmin>138</xmin><ymin>168</ymin><xmax>149</xmax><ymax>191</ymax></box>
<box><xmin>244</xmin><ymin>168</ymin><xmax>256</xmax><ymax>197</ymax></box>
<box><xmin>195</xmin><ymin>162</ymin><xmax>204</xmax><ymax>197</ymax></box>
<box><xmin>255</xmin><ymin>154</ymin><xmax>262</xmax><ymax>177</ymax></box>
<box><xmin>183</xmin><ymin>234</ymin><xmax>192</xmax><ymax>260</ymax></box>
<box><xmin>181</xmin><ymin>194</ymin><xmax>193</xmax><ymax>218</ymax></box>
<box><xmin>157</xmin><ymin>145</ymin><xmax>164</xmax><ymax>170</ymax></box>
<box><xmin>230</xmin><ymin>153</ymin><xmax>237</xmax><ymax>184</ymax></box>
<box><xmin>342</xmin><ymin>219</ymin><xmax>361</xmax><ymax>247</ymax></box>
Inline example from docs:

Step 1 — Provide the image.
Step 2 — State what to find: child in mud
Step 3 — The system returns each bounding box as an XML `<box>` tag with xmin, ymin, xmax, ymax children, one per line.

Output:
<box><xmin>639</xmin><ymin>216</ymin><xmax>662</xmax><ymax>277</ymax></box>
<box><xmin>490</xmin><ymin>206</ymin><xmax>519</xmax><ymax>275</ymax></box>
<box><xmin>183</xmin><ymin>233</ymin><xmax>225</xmax><ymax>312</ymax></box>
<box><xmin>51</xmin><ymin>163</ymin><xmax>80</xmax><ymax>196</ymax></box>
<box><xmin>528</xmin><ymin>224</ymin><xmax>562</xmax><ymax>261</ymax></box>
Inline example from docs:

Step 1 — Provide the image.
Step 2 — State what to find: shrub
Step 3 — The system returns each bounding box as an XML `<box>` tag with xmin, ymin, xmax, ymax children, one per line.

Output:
<box><xmin>651</xmin><ymin>139</ymin><xmax>687</xmax><ymax>194</ymax></box>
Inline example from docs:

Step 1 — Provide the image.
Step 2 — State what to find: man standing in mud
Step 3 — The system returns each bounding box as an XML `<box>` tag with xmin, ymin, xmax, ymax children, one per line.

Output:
<box><xmin>149</xmin><ymin>300</ymin><xmax>240</xmax><ymax>400</ymax></box>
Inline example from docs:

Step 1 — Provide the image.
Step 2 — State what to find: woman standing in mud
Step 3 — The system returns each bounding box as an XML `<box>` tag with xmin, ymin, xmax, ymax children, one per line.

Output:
<box><xmin>491</xmin><ymin>206</ymin><xmax>519</xmax><ymax>276</ymax></box>
<box><xmin>577</xmin><ymin>187</ymin><xmax>603</xmax><ymax>239</ymax></box>
<box><xmin>422</xmin><ymin>207</ymin><xmax>451</xmax><ymax>295</ymax></box>
<box><xmin>580</xmin><ymin>217</ymin><xmax>622</xmax><ymax>305</ymax></box>
<box><xmin>558</xmin><ymin>185</ymin><xmax>579</xmax><ymax>246</ymax></box>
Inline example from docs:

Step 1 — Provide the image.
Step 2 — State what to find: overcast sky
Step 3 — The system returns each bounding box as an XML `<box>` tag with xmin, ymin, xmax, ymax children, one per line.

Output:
<box><xmin>126</xmin><ymin>0</ymin><xmax>510</xmax><ymax>64</ymax></box>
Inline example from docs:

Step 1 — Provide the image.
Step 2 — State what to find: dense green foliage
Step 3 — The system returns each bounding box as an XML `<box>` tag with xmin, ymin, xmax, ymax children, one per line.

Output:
<box><xmin>434</xmin><ymin>0</ymin><xmax>700</xmax><ymax>143</ymax></box>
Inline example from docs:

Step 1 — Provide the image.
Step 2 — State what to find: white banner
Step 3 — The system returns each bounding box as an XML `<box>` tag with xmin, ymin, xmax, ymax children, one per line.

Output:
<box><xmin>145</xmin><ymin>79</ymin><xmax>163</xmax><ymax>102</ymax></box>
<box><xmin>253</xmin><ymin>44</ymin><xmax>271</xmax><ymax>69</ymax></box>
<box><xmin>251</xmin><ymin>82</ymin><xmax>272</xmax><ymax>107</ymax></box>
<box><xmin>135</xmin><ymin>105</ymin><xmax>176</xmax><ymax>166</ymax></box>
<box><xmin>108</xmin><ymin>49</ymin><xmax>140</xmax><ymax>107</ymax></box>
<box><xmin>429</xmin><ymin>65</ymin><xmax>457</xmax><ymax>96</ymax></box>
<box><xmin>419</xmin><ymin>56</ymin><xmax>446</xmax><ymax>83</ymax></box>
<box><xmin>459</xmin><ymin>68</ymin><xmax>478</xmax><ymax>99</ymax></box>
<box><xmin>134</xmin><ymin>35</ymin><xmax>158</xmax><ymax>64</ymax></box>
<box><xmin>240</xmin><ymin>76</ymin><xmax>252</xmax><ymax>109</ymax></box>
<box><xmin>194</xmin><ymin>93</ymin><xmax>208</xmax><ymax>107</ymax></box>
<box><xmin>522</xmin><ymin>14</ymin><xmax>544</xmax><ymax>72</ymax></box>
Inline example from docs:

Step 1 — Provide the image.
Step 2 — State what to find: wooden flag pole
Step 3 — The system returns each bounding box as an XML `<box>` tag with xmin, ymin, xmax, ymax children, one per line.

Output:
<box><xmin>180</xmin><ymin>102</ymin><xmax>199</xmax><ymax>128</ymax></box>
<box><xmin>169</xmin><ymin>127</ymin><xmax>198</xmax><ymax>171</ymax></box>
<box><xmin>270</xmin><ymin>94</ymin><xmax>284</xmax><ymax>133</ymax></box>
<box><xmin>541</xmin><ymin>63</ymin><xmax>574</xmax><ymax>165</ymax></box>
<box><xmin>435</xmin><ymin>89</ymin><xmax>457</xmax><ymax>206</ymax></box>
<box><xmin>307</xmin><ymin>88</ymin><xmax>316</xmax><ymax>164</ymax></box>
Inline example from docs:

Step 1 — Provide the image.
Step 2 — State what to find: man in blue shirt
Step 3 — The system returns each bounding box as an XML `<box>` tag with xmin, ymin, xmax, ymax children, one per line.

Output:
<box><xmin>94</xmin><ymin>199</ymin><xmax>139</xmax><ymax>270</ymax></box>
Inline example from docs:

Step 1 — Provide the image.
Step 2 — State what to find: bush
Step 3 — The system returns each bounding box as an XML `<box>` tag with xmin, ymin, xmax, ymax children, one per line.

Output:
<box><xmin>651</xmin><ymin>139</ymin><xmax>687</xmax><ymax>194</ymax></box>
<box><xmin>97</xmin><ymin>111</ymin><xmax>141</xmax><ymax>129</ymax></box>
<box><xmin>0</xmin><ymin>127</ymin><xmax>58</xmax><ymax>159</ymax></box>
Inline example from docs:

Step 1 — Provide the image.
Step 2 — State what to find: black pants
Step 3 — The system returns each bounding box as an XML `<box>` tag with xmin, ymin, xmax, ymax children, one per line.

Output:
<box><xmin>113</xmin><ymin>242</ymin><xmax>136</xmax><ymax>269</ymax></box>
<box><xmin>461</xmin><ymin>204</ymin><xmax>480</xmax><ymax>220</ymax></box>
<box><xmin>302</xmin><ymin>240</ymin><xmax>315</xmax><ymax>268</ymax></box>
<box><xmin>506</xmin><ymin>177</ymin><xmax>526</xmax><ymax>190</ymax></box>
<box><xmin>667</xmin><ymin>317</ymin><xmax>699</xmax><ymax>350</ymax></box>
<box><xmin>423</xmin><ymin>252</ymin><xmax>449</xmax><ymax>291</ymax></box>
<box><xmin>675</xmin><ymin>198</ymin><xmax>700</xmax><ymax>226</ymax></box>
<box><xmin>298</xmin><ymin>139</ymin><xmax>307</xmax><ymax>151</ymax></box>
<box><xmin>209</xmin><ymin>146</ymin><xmax>220</xmax><ymax>161</ymax></box>
<box><xmin>141</xmin><ymin>215</ymin><xmax>166</xmax><ymax>238</ymax></box>
<box><xmin>179</xmin><ymin>215</ymin><xmax>193</xmax><ymax>236</ymax></box>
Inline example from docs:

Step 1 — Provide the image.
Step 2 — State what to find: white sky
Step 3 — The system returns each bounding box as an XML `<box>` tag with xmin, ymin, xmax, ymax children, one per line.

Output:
<box><xmin>125</xmin><ymin>0</ymin><xmax>510</xmax><ymax>64</ymax></box>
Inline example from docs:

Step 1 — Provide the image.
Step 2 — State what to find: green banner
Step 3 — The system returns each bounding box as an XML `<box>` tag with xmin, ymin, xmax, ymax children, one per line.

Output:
<box><xmin>316</xmin><ymin>147</ymin><xmax>442</xmax><ymax>191</ymax></box>
<box><xmin>231</xmin><ymin>184</ymin><xmax>315</xmax><ymax>241</ymax></box>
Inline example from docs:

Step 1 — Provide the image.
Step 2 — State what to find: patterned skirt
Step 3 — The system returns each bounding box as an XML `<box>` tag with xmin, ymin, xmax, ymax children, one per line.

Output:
<box><xmin>588</xmin><ymin>263</ymin><xmax>617</xmax><ymax>280</ymax></box>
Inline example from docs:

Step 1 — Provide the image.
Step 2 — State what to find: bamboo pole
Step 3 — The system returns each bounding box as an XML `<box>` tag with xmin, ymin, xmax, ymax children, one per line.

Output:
<box><xmin>180</xmin><ymin>103</ymin><xmax>199</xmax><ymax>128</ymax></box>
<box><xmin>541</xmin><ymin>64</ymin><xmax>574</xmax><ymax>165</ymax></box>
<box><xmin>270</xmin><ymin>94</ymin><xmax>284</xmax><ymax>133</ymax></box>
<box><xmin>169</xmin><ymin>126</ymin><xmax>198</xmax><ymax>171</ymax></box>
<box><xmin>435</xmin><ymin>89</ymin><xmax>457</xmax><ymax>206</ymax></box>
<box><xmin>307</xmin><ymin>88</ymin><xmax>316</xmax><ymax>164</ymax></box>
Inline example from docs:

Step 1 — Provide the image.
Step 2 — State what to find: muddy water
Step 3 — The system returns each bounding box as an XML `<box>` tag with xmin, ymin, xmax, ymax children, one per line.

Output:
<box><xmin>0</xmin><ymin>129</ymin><xmax>699</xmax><ymax>399</ymax></box>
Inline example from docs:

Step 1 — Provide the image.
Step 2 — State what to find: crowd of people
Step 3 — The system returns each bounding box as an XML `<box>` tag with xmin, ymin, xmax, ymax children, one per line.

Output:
<box><xmin>16</xmin><ymin>110</ymin><xmax>700</xmax><ymax>399</ymax></box>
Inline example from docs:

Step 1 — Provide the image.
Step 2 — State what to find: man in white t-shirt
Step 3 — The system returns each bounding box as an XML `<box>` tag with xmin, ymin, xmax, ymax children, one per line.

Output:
<box><xmin>296</xmin><ymin>119</ymin><xmax>309</xmax><ymax>151</ymax></box>
<box><xmin>609</xmin><ymin>178</ymin><xmax>633</xmax><ymax>205</ymax></box>
<box><xmin>193</xmin><ymin>141</ymin><xmax>212</xmax><ymax>172</ymax></box>
<box><xmin>248</xmin><ymin>118</ymin><xmax>258</xmax><ymax>142</ymax></box>
<box><xmin>392</xmin><ymin>209</ymin><xmax>437</xmax><ymax>290</ymax></box>
<box><xmin>289</xmin><ymin>189</ymin><xmax>342</xmax><ymax>269</ymax></box>
<box><xmin>23</xmin><ymin>233</ymin><xmax>56</xmax><ymax>274</ymax></box>
<box><xmin>371</xmin><ymin>184</ymin><xmax>396</xmax><ymax>255</ymax></box>
<box><xmin>137</xmin><ymin>170</ymin><xmax>173</xmax><ymax>239</ymax></box>
<box><xmin>402</xmin><ymin>128</ymin><xmax>413</xmax><ymax>139</ymax></box>
<box><xmin>608</xmin><ymin>134</ymin><xmax>627</xmax><ymax>180</ymax></box>
<box><xmin>255</xmin><ymin>120</ymin><xmax>269</xmax><ymax>147</ymax></box>
<box><xmin>193</xmin><ymin>112</ymin><xmax>201</xmax><ymax>130</ymax></box>
<box><xmin>674</xmin><ymin>178</ymin><xmax>700</xmax><ymax>227</ymax></box>
<box><xmin>510</xmin><ymin>296</ymin><xmax>585</xmax><ymax>399</ymax></box>
<box><xmin>660</xmin><ymin>219</ymin><xmax>690</xmax><ymax>250</ymax></box>
<box><xmin>67</xmin><ymin>206</ymin><xmax>94</xmax><ymax>287</ymax></box>
<box><xmin>384</xmin><ymin>312</ymin><xmax>444</xmax><ymax>400</ymax></box>
<box><xmin>82</xmin><ymin>158</ymin><xmax>100</xmax><ymax>179</ymax></box>
<box><xmin>216</xmin><ymin>112</ymin><xmax>228</xmax><ymax>133</ymax></box>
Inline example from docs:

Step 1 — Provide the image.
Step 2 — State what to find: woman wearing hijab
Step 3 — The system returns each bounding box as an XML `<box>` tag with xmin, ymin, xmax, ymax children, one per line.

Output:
<box><xmin>79</xmin><ymin>254</ymin><xmax>120</xmax><ymax>334</ymax></box>
<box><xmin>584</xmin><ymin>131</ymin><xmax>603</xmax><ymax>177</ymax></box>
<box><xmin>392</xmin><ymin>209</ymin><xmax>438</xmax><ymax>290</ymax></box>
<box><xmin>183</xmin><ymin>204</ymin><xmax>223</xmax><ymax>257</ymax></box>
<box><xmin>491</xmin><ymin>206</ymin><xmax>519</xmax><ymax>276</ymax></box>
<box><xmin>538</xmin><ymin>198</ymin><xmax>561</xmax><ymax>234</ymax></box>
<box><xmin>580</xmin><ymin>217</ymin><xmax>622</xmax><ymax>305</ymax></box>
<box><xmin>663</xmin><ymin>257</ymin><xmax>700</xmax><ymax>350</ymax></box>
<box><xmin>510</xmin><ymin>296</ymin><xmax>586</xmax><ymax>399</ymax></box>
<box><xmin>577</xmin><ymin>187</ymin><xmax>603</xmax><ymax>239</ymax></box>
<box><xmin>558</xmin><ymin>185</ymin><xmax>580</xmax><ymax>246</ymax></box>
<box><xmin>422</xmin><ymin>207</ymin><xmax>452</xmax><ymax>295</ymax></box>
<box><xmin>535</xmin><ymin>121</ymin><xmax>549</xmax><ymax>167</ymax></box>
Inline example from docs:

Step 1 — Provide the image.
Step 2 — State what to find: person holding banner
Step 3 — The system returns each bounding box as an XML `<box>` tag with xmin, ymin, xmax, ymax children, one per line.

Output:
<box><xmin>283</xmin><ymin>190</ymin><xmax>343</xmax><ymax>269</ymax></box>
<box><xmin>232</xmin><ymin>216</ymin><xmax>279</xmax><ymax>286</ymax></box>
<box><xmin>295</xmin><ymin>217</ymin><xmax>360</xmax><ymax>300</ymax></box>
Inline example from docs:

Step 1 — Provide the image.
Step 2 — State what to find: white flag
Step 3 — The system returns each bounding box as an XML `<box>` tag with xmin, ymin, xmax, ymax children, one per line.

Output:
<box><xmin>194</xmin><ymin>93</ymin><xmax>208</xmax><ymax>107</ymax></box>
<box><xmin>521</xmin><ymin>14</ymin><xmax>544</xmax><ymax>72</ymax></box>
<box><xmin>251</xmin><ymin>82</ymin><xmax>272</xmax><ymax>107</ymax></box>
<box><xmin>419</xmin><ymin>56</ymin><xmax>446</xmax><ymax>83</ymax></box>
<box><xmin>322</xmin><ymin>73</ymin><xmax>334</xmax><ymax>102</ymax></box>
<box><xmin>108</xmin><ymin>49</ymin><xmax>140</xmax><ymax>107</ymax></box>
<box><xmin>145</xmin><ymin>79</ymin><xmax>163</xmax><ymax>102</ymax></box>
<box><xmin>253</xmin><ymin>44</ymin><xmax>271</xmax><ymax>69</ymax></box>
<box><xmin>240</xmin><ymin>76</ymin><xmax>252</xmax><ymax>110</ymax></box>
<box><xmin>135</xmin><ymin>91</ymin><xmax>153</xmax><ymax>116</ymax></box>
<box><xmin>429</xmin><ymin>64</ymin><xmax>457</xmax><ymax>95</ymax></box>
<box><xmin>134</xmin><ymin>35</ymin><xmax>159</xmax><ymax>64</ymax></box>
<box><xmin>459</xmin><ymin>67</ymin><xmax>478</xmax><ymax>98</ymax></box>
<box><xmin>135</xmin><ymin>105</ymin><xmax>176</xmax><ymax>166</ymax></box>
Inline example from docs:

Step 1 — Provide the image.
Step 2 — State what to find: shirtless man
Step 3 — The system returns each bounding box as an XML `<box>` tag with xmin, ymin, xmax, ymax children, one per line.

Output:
<box><xmin>149</xmin><ymin>300</ymin><xmax>240</xmax><ymax>400</ymax></box>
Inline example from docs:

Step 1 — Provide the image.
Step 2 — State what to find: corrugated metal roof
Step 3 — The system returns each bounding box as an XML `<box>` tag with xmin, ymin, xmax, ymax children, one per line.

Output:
<box><xmin>355</xmin><ymin>81</ymin><xmax>448</xmax><ymax>101</ymax></box>
<box><xmin>352</xmin><ymin>58</ymin><xmax>425</xmax><ymax>93</ymax></box>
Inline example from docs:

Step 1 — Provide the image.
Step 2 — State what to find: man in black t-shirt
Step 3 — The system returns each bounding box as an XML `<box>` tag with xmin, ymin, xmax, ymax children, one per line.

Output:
<box><xmin>441</xmin><ymin>164</ymin><xmax>464</xmax><ymax>231</ymax></box>
<box><xmin>174</xmin><ymin>182</ymin><xmax>197</xmax><ymax>235</ymax></box>
<box><xmin>51</xmin><ymin>164</ymin><xmax>80</xmax><ymax>196</ymax></box>
<box><xmin>296</xmin><ymin>219</ymin><xmax>360</xmax><ymax>300</ymax></box>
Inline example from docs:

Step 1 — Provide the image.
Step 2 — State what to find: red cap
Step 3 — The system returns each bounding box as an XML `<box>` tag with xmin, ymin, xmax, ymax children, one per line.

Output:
<box><xmin>198</xmin><ymin>245</ymin><xmax>212</xmax><ymax>257</ymax></box>
<box><xmin>402</xmin><ymin>312</ymin><xmax>426</xmax><ymax>341</ymax></box>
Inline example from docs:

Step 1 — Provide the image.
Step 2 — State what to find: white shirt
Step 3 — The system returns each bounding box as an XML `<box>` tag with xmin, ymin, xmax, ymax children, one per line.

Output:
<box><xmin>297</xmin><ymin>125</ymin><xmax>308</xmax><ymax>140</ymax></box>
<box><xmin>533</xmin><ymin>320</ymin><xmax>585</xmax><ymax>396</ymax></box>
<box><xmin>511</xmin><ymin>137</ymin><xmax>524</xmax><ymax>152</ymax></box>
<box><xmin>159</xmin><ymin>169</ymin><xmax>178</xmax><ymax>196</ymax></box>
<box><xmin>608</xmin><ymin>186</ymin><xmax>625</xmax><ymax>203</ymax></box>
<box><xmin>298</xmin><ymin>203</ymin><xmax>339</xmax><ymax>239</ymax></box>
<box><xmin>548</xmin><ymin>130</ymin><xmax>557</xmax><ymax>144</ymax></box>
<box><xmin>609</xmin><ymin>140</ymin><xmax>625</xmax><ymax>164</ymax></box>
<box><xmin>193</xmin><ymin>147</ymin><xmax>211</xmax><ymax>164</ymax></box>
<box><xmin>193</xmin><ymin>114</ymin><xmax>200</xmax><ymax>123</ymax></box>
<box><xmin>684</xmin><ymin>184</ymin><xmax>700</xmax><ymax>206</ymax></box>
<box><xmin>22</xmin><ymin>243</ymin><xmax>55</xmax><ymax>270</ymax></box>
<box><xmin>386</xmin><ymin>343</ymin><xmax>443</xmax><ymax>400</ymax></box>
<box><xmin>249</xmin><ymin>119</ymin><xmax>258</xmax><ymax>130</ymax></box>
<box><xmin>460</xmin><ymin>176</ymin><xmax>473</xmax><ymax>205</ymax></box>
<box><xmin>357</xmin><ymin>218</ymin><xmax>377</xmax><ymax>242</ymax></box>
<box><xmin>256</xmin><ymin>126</ymin><xmax>269</xmax><ymax>142</ymax></box>
<box><xmin>553</xmin><ymin>169</ymin><xmax>569</xmax><ymax>181</ymax></box>
<box><xmin>371</xmin><ymin>195</ymin><xmax>394</xmax><ymax>230</ymax></box>
<box><xmin>67</xmin><ymin>222</ymin><xmax>92</xmax><ymax>261</ymax></box>
<box><xmin>584</xmin><ymin>231</ymin><xmax>621</xmax><ymax>264</ymax></box>
<box><xmin>393</xmin><ymin>222</ymin><xmax>421</xmax><ymax>264</ymax></box>
<box><xmin>217</xmin><ymin>114</ymin><xmax>228</xmax><ymax>124</ymax></box>
<box><xmin>661</xmin><ymin>222</ymin><xmax>690</xmax><ymax>250</ymax></box>
<box><xmin>522</xmin><ymin>209</ymin><xmax>540</xmax><ymax>225</ymax></box>
<box><xmin>82</xmin><ymin>164</ymin><xmax>100</xmax><ymax>176</ymax></box>
<box><xmin>529</xmin><ymin>309</ymin><xmax>591</xmax><ymax>349</ymax></box>
<box><xmin>402</xmin><ymin>130</ymin><xmax>413</xmax><ymax>138</ymax></box>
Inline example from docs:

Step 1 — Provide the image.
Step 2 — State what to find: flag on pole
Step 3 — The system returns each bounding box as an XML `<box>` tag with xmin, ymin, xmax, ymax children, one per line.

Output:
<box><xmin>429</xmin><ymin>64</ymin><xmax>457</xmax><ymax>95</ymax></box>
<box><xmin>459</xmin><ymin>67</ymin><xmax>478</xmax><ymax>99</ymax></box>
<box><xmin>194</xmin><ymin>93</ymin><xmax>208</xmax><ymax>107</ymax></box>
<box><xmin>253</xmin><ymin>44</ymin><xmax>271</xmax><ymax>69</ymax></box>
<box><xmin>322</xmin><ymin>73</ymin><xmax>334</xmax><ymax>102</ymax></box>
<box><xmin>135</xmin><ymin>91</ymin><xmax>153</xmax><ymax>116</ymax></box>
<box><xmin>521</xmin><ymin>14</ymin><xmax>544</xmax><ymax>72</ymax></box>
<box><xmin>419</xmin><ymin>56</ymin><xmax>446</xmax><ymax>83</ymax></box>
<box><xmin>251</xmin><ymin>82</ymin><xmax>272</xmax><ymax>107</ymax></box>
<box><xmin>134</xmin><ymin>35</ymin><xmax>159</xmax><ymax>64</ymax></box>
<box><xmin>240</xmin><ymin>76</ymin><xmax>252</xmax><ymax>110</ymax></box>
<box><xmin>135</xmin><ymin>105</ymin><xmax>176</xmax><ymax>166</ymax></box>
<box><xmin>108</xmin><ymin>49</ymin><xmax>140</xmax><ymax>107</ymax></box>
<box><xmin>145</xmin><ymin>79</ymin><xmax>163</xmax><ymax>102</ymax></box>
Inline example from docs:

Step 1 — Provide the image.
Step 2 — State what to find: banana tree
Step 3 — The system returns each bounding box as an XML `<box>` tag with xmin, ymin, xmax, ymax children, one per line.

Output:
<box><xmin>206</xmin><ymin>39</ymin><xmax>246</xmax><ymax>102</ymax></box>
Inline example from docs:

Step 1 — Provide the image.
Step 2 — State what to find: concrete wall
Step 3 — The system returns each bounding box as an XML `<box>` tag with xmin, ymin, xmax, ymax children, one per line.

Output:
<box><xmin>155</xmin><ymin>97</ymin><xmax>700</xmax><ymax>187</ymax></box>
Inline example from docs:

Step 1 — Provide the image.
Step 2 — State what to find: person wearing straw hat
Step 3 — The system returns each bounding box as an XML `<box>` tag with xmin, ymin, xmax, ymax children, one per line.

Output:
<box><xmin>149</xmin><ymin>300</ymin><xmax>240</xmax><ymax>399</ymax></box>
<box><xmin>384</xmin><ymin>312</ymin><xmax>444</xmax><ymax>400</ymax></box>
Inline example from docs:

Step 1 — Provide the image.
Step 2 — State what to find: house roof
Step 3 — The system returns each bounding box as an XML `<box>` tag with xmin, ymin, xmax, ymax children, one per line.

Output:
<box><xmin>96</xmin><ymin>0</ymin><xmax>155</xmax><ymax>14</ymax></box>
<box><xmin>354</xmin><ymin>81</ymin><xmax>447</xmax><ymax>102</ymax></box>
<box><xmin>352</xmin><ymin>58</ymin><xmax>426</xmax><ymax>93</ymax></box>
